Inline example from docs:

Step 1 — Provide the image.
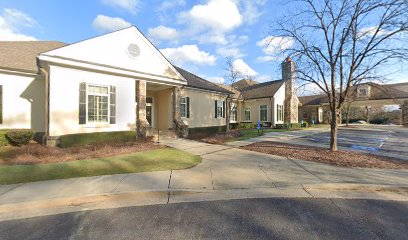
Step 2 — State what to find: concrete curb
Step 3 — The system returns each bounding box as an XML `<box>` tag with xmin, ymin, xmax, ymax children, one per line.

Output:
<box><xmin>1</xmin><ymin>183</ymin><xmax>407</xmax><ymax>222</ymax></box>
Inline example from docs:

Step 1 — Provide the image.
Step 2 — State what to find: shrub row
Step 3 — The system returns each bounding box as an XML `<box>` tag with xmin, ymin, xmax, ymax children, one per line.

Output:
<box><xmin>0</xmin><ymin>129</ymin><xmax>34</xmax><ymax>146</ymax></box>
<box><xmin>188</xmin><ymin>126</ymin><xmax>227</xmax><ymax>136</ymax></box>
<box><xmin>275</xmin><ymin>123</ymin><xmax>308</xmax><ymax>129</ymax></box>
<box><xmin>59</xmin><ymin>131</ymin><xmax>136</xmax><ymax>148</ymax></box>
<box><xmin>238</xmin><ymin>123</ymin><xmax>257</xmax><ymax>129</ymax></box>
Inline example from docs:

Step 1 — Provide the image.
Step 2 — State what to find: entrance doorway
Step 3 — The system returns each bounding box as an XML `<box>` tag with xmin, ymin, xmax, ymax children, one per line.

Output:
<box><xmin>146</xmin><ymin>97</ymin><xmax>153</xmax><ymax>126</ymax></box>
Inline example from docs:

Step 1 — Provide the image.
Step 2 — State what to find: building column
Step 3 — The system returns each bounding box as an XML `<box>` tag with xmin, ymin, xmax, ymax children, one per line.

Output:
<box><xmin>172</xmin><ymin>86</ymin><xmax>188</xmax><ymax>137</ymax></box>
<box><xmin>136</xmin><ymin>80</ymin><xmax>150</xmax><ymax>139</ymax></box>
<box><xmin>403</xmin><ymin>101</ymin><xmax>408</xmax><ymax>126</ymax></box>
<box><xmin>282</xmin><ymin>57</ymin><xmax>299</xmax><ymax>124</ymax></box>
<box><xmin>172</xmin><ymin>86</ymin><xmax>181</xmax><ymax>129</ymax></box>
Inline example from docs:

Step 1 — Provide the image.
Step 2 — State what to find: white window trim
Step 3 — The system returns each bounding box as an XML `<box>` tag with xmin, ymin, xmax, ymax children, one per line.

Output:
<box><xmin>244</xmin><ymin>107</ymin><xmax>251</xmax><ymax>121</ymax></box>
<box><xmin>277</xmin><ymin>104</ymin><xmax>284</xmax><ymax>123</ymax></box>
<box><xmin>86</xmin><ymin>84</ymin><xmax>110</xmax><ymax>126</ymax></box>
<box><xmin>216</xmin><ymin>100</ymin><xmax>223</xmax><ymax>119</ymax></box>
<box><xmin>180</xmin><ymin>97</ymin><xmax>187</xmax><ymax>118</ymax></box>
<box><xmin>259</xmin><ymin>105</ymin><xmax>268</xmax><ymax>122</ymax></box>
<box><xmin>231</xmin><ymin>105</ymin><xmax>237</xmax><ymax>123</ymax></box>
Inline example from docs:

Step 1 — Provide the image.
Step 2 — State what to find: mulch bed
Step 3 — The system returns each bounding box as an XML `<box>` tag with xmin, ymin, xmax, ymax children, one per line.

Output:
<box><xmin>189</xmin><ymin>130</ymin><xmax>243</xmax><ymax>144</ymax></box>
<box><xmin>241</xmin><ymin>141</ymin><xmax>408</xmax><ymax>169</ymax></box>
<box><xmin>0</xmin><ymin>141</ymin><xmax>163</xmax><ymax>165</ymax></box>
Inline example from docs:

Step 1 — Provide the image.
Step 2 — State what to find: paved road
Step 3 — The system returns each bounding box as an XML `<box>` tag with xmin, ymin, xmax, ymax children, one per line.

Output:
<box><xmin>0</xmin><ymin>198</ymin><xmax>407</xmax><ymax>240</ymax></box>
<box><xmin>297</xmin><ymin>126</ymin><xmax>408</xmax><ymax>160</ymax></box>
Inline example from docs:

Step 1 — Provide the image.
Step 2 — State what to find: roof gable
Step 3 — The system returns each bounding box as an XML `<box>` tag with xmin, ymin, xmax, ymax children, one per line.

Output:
<box><xmin>41</xmin><ymin>27</ymin><xmax>184</xmax><ymax>82</ymax></box>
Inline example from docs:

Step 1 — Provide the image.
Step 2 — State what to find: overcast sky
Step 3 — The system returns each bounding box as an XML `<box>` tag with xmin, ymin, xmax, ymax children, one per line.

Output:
<box><xmin>0</xmin><ymin>0</ymin><xmax>407</xmax><ymax>93</ymax></box>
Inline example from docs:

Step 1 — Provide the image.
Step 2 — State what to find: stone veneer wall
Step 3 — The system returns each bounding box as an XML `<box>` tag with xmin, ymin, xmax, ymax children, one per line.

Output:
<box><xmin>282</xmin><ymin>58</ymin><xmax>299</xmax><ymax>124</ymax></box>
<box><xmin>403</xmin><ymin>101</ymin><xmax>408</xmax><ymax>126</ymax></box>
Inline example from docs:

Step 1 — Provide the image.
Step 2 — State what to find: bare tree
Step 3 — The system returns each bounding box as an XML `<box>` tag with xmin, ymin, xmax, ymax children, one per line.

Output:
<box><xmin>223</xmin><ymin>57</ymin><xmax>243</xmax><ymax>132</ymax></box>
<box><xmin>273</xmin><ymin>0</ymin><xmax>408</xmax><ymax>151</ymax></box>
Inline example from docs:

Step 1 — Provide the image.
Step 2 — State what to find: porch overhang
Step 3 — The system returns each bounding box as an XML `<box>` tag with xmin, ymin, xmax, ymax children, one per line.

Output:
<box><xmin>38</xmin><ymin>54</ymin><xmax>188</xmax><ymax>86</ymax></box>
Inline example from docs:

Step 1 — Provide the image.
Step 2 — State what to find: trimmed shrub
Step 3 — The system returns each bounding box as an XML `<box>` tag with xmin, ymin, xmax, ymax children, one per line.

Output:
<box><xmin>188</xmin><ymin>126</ymin><xmax>227</xmax><ymax>136</ymax></box>
<box><xmin>0</xmin><ymin>130</ymin><xmax>8</xmax><ymax>147</ymax></box>
<box><xmin>275</xmin><ymin>123</ymin><xmax>302</xmax><ymax>129</ymax></box>
<box><xmin>230</xmin><ymin>123</ymin><xmax>239</xmax><ymax>130</ymax></box>
<box><xmin>238</xmin><ymin>123</ymin><xmax>257</xmax><ymax>129</ymax></box>
<box><xmin>301</xmin><ymin>122</ymin><xmax>309</xmax><ymax>128</ymax></box>
<box><xmin>370</xmin><ymin>118</ymin><xmax>388</xmax><ymax>125</ymax></box>
<box><xmin>5</xmin><ymin>130</ymin><xmax>34</xmax><ymax>146</ymax></box>
<box><xmin>59</xmin><ymin>131</ymin><xmax>136</xmax><ymax>148</ymax></box>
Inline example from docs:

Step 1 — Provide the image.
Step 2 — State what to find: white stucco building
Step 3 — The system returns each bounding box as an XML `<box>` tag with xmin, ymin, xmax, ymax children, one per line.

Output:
<box><xmin>0</xmin><ymin>26</ymin><xmax>297</xmax><ymax>145</ymax></box>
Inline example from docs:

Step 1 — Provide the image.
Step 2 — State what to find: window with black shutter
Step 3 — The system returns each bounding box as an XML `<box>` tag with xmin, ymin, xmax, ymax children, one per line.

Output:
<box><xmin>186</xmin><ymin>97</ymin><xmax>190</xmax><ymax>118</ymax></box>
<box><xmin>110</xmin><ymin>86</ymin><xmax>116</xmax><ymax>124</ymax></box>
<box><xmin>79</xmin><ymin>83</ymin><xmax>86</xmax><ymax>124</ymax></box>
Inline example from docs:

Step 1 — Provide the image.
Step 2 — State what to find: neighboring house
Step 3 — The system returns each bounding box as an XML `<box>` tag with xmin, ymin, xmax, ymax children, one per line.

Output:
<box><xmin>219</xmin><ymin>58</ymin><xmax>299</xmax><ymax>127</ymax></box>
<box><xmin>0</xmin><ymin>27</ymin><xmax>231</xmax><ymax>145</ymax></box>
<box><xmin>299</xmin><ymin>83</ymin><xmax>408</xmax><ymax>125</ymax></box>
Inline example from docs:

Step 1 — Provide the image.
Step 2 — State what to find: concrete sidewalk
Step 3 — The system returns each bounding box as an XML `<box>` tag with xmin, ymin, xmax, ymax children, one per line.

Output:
<box><xmin>0</xmin><ymin>137</ymin><xmax>407</xmax><ymax>221</ymax></box>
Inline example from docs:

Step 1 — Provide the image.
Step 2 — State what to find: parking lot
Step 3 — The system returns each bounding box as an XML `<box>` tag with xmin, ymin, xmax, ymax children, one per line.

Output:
<box><xmin>296</xmin><ymin>126</ymin><xmax>408</xmax><ymax>160</ymax></box>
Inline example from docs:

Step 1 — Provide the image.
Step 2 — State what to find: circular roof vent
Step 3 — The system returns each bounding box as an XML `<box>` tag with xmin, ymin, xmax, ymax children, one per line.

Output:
<box><xmin>127</xmin><ymin>43</ymin><xmax>141</xmax><ymax>58</ymax></box>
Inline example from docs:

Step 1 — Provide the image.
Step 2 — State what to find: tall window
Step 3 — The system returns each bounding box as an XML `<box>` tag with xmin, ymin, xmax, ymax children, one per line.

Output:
<box><xmin>87</xmin><ymin>85</ymin><xmax>109</xmax><ymax>123</ymax></box>
<box><xmin>277</xmin><ymin>104</ymin><xmax>283</xmax><ymax>122</ymax></box>
<box><xmin>217</xmin><ymin>101</ymin><xmax>223</xmax><ymax>118</ymax></box>
<box><xmin>180</xmin><ymin>97</ymin><xmax>187</xmax><ymax>118</ymax></box>
<box><xmin>231</xmin><ymin>106</ymin><xmax>237</xmax><ymax>122</ymax></box>
<box><xmin>260</xmin><ymin>105</ymin><xmax>268</xmax><ymax>121</ymax></box>
<box><xmin>244</xmin><ymin>108</ymin><xmax>251</xmax><ymax>121</ymax></box>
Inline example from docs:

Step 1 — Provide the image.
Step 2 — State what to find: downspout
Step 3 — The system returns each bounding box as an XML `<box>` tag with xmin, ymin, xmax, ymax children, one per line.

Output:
<box><xmin>39</xmin><ymin>67</ymin><xmax>50</xmax><ymax>145</ymax></box>
<box><xmin>270</xmin><ymin>97</ymin><xmax>273</xmax><ymax>127</ymax></box>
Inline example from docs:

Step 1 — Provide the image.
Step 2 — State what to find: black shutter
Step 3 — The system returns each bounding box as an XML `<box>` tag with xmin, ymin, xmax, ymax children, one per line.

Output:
<box><xmin>79</xmin><ymin>83</ymin><xmax>86</xmax><ymax>124</ymax></box>
<box><xmin>186</xmin><ymin>97</ymin><xmax>190</xmax><ymax>118</ymax></box>
<box><xmin>223</xmin><ymin>101</ymin><xmax>226</xmax><ymax>118</ymax></box>
<box><xmin>215</xmin><ymin>100</ymin><xmax>218</xmax><ymax>118</ymax></box>
<box><xmin>0</xmin><ymin>85</ymin><xmax>3</xmax><ymax>124</ymax></box>
<box><xmin>110</xmin><ymin>86</ymin><xmax>116</xmax><ymax>124</ymax></box>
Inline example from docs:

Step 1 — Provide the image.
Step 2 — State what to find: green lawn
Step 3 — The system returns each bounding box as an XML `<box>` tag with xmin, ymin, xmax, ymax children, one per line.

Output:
<box><xmin>233</xmin><ymin>128</ymin><xmax>301</xmax><ymax>141</ymax></box>
<box><xmin>0</xmin><ymin>148</ymin><xmax>201</xmax><ymax>185</ymax></box>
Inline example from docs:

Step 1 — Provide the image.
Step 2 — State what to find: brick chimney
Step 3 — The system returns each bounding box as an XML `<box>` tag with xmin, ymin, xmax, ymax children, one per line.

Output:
<box><xmin>282</xmin><ymin>57</ymin><xmax>299</xmax><ymax>124</ymax></box>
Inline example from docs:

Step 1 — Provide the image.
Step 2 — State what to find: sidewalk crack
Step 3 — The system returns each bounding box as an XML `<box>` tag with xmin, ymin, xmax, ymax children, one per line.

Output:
<box><xmin>210</xmin><ymin>168</ymin><xmax>215</xmax><ymax>190</ymax></box>
<box><xmin>287</xmin><ymin>157</ymin><xmax>325</xmax><ymax>182</ymax></box>
<box><xmin>0</xmin><ymin>184</ymin><xmax>23</xmax><ymax>197</ymax></box>
<box><xmin>167</xmin><ymin>170</ymin><xmax>172</xmax><ymax>204</ymax></box>
<box><xmin>258</xmin><ymin>165</ymin><xmax>276</xmax><ymax>187</ymax></box>
<box><xmin>301</xmin><ymin>184</ymin><xmax>314</xmax><ymax>198</ymax></box>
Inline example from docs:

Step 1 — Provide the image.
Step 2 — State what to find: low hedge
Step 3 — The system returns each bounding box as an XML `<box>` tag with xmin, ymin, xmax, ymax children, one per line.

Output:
<box><xmin>238</xmin><ymin>123</ymin><xmax>257</xmax><ymax>129</ymax></box>
<box><xmin>275</xmin><ymin>123</ymin><xmax>303</xmax><ymax>129</ymax></box>
<box><xmin>188</xmin><ymin>126</ymin><xmax>227</xmax><ymax>136</ymax></box>
<box><xmin>230</xmin><ymin>123</ymin><xmax>239</xmax><ymax>130</ymax></box>
<box><xmin>0</xmin><ymin>130</ymin><xmax>8</xmax><ymax>147</ymax></box>
<box><xmin>5</xmin><ymin>130</ymin><xmax>33</xmax><ymax>146</ymax></box>
<box><xmin>59</xmin><ymin>131</ymin><xmax>136</xmax><ymax>148</ymax></box>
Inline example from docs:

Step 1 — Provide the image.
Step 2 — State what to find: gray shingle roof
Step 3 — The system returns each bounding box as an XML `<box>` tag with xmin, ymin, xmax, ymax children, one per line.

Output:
<box><xmin>298</xmin><ymin>94</ymin><xmax>328</xmax><ymax>106</ymax></box>
<box><xmin>232</xmin><ymin>79</ymin><xmax>259</xmax><ymax>90</ymax></box>
<box><xmin>174</xmin><ymin>66</ymin><xmax>232</xmax><ymax>94</ymax></box>
<box><xmin>0</xmin><ymin>41</ymin><xmax>67</xmax><ymax>73</ymax></box>
<box><xmin>239</xmin><ymin>80</ymin><xmax>284</xmax><ymax>100</ymax></box>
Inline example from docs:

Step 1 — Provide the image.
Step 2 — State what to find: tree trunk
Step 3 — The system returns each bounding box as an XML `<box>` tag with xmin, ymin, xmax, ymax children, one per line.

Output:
<box><xmin>345</xmin><ymin>104</ymin><xmax>351</xmax><ymax>127</ymax></box>
<box><xmin>226</xmin><ymin>98</ymin><xmax>231</xmax><ymax>133</ymax></box>
<box><xmin>330</xmin><ymin>109</ymin><xmax>339</xmax><ymax>151</ymax></box>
